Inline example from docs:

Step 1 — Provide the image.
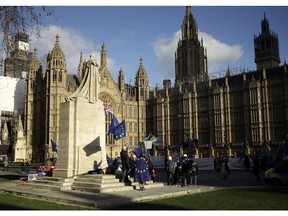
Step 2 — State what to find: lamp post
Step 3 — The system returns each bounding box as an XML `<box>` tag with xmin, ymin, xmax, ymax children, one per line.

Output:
<box><xmin>163</xmin><ymin>99</ymin><xmax>168</xmax><ymax>156</ymax></box>
<box><xmin>109</xmin><ymin>143</ymin><xmax>113</xmax><ymax>160</ymax></box>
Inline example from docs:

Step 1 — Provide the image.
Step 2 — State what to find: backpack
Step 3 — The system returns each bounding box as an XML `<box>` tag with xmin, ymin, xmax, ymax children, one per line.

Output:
<box><xmin>167</xmin><ymin>161</ymin><xmax>175</xmax><ymax>173</ymax></box>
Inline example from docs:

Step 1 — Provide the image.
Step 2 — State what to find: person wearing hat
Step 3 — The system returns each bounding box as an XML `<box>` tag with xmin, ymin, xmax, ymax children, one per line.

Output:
<box><xmin>165</xmin><ymin>155</ymin><xmax>176</xmax><ymax>186</ymax></box>
<box><xmin>181</xmin><ymin>154</ymin><xmax>190</xmax><ymax>186</ymax></box>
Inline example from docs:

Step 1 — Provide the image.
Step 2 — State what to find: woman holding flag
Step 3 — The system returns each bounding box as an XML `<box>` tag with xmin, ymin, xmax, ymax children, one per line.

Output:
<box><xmin>132</xmin><ymin>141</ymin><xmax>152</xmax><ymax>191</ymax></box>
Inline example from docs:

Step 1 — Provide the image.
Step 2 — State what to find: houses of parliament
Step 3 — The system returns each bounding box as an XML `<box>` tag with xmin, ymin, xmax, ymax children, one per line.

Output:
<box><xmin>1</xmin><ymin>6</ymin><xmax>288</xmax><ymax>162</ymax></box>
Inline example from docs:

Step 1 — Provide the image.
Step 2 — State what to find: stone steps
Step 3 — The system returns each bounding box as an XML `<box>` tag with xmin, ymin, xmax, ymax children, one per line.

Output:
<box><xmin>70</xmin><ymin>174</ymin><xmax>134</xmax><ymax>193</ymax></box>
<box><xmin>15</xmin><ymin>173</ymin><xmax>164</xmax><ymax>194</ymax></box>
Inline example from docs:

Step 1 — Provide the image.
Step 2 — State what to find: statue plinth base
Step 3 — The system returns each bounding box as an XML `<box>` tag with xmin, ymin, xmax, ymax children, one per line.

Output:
<box><xmin>53</xmin><ymin>97</ymin><xmax>107</xmax><ymax>178</ymax></box>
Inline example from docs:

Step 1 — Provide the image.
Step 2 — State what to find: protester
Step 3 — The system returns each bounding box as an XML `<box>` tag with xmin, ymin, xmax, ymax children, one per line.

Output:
<box><xmin>21</xmin><ymin>161</ymin><xmax>26</xmax><ymax>173</ymax></box>
<box><xmin>166</xmin><ymin>156</ymin><xmax>175</xmax><ymax>186</ymax></box>
<box><xmin>222</xmin><ymin>156</ymin><xmax>230</xmax><ymax>179</ymax></box>
<box><xmin>132</xmin><ymin>142</ymin><xmax>151</xmax><ymax>191</ymax></box>
<box><xmin>190</xmin><ymin>160</ymin><xmax>199</xmax><ymax>185</ymax></box>
<box><xmin>174</xmin><ymin>160</ymin><xmax>182</xmax><ymax>187</ymax></box>
<box><xmin>181</xmin><ymin>154</ymin><xmax>190</xmax><ymax>187</ymax></box>
<box><xmin>146</xmin><ymin>156</ymin><xmax>155</xmax><ymax>183</ymax></box>
<box><xmin>3</xmin><ymin>158</ymin><xmax>8</xmax><ymax>172</ymax></box>
<box><xmin>244</xmin><ymin>155</ymin><xmax>250</xmax><ymax>171</ymax></box>
<box><xmin>251</xmin><ymin>153</ymin><xmax>261</xmax><ymax>182</ymax></box>
<box><xmin>25</xmin><ymin>160</ymin><xmax>30</xmax><ymax>173</ymax></box>
<box><xmin>120</xmin><ymin>145</ymin><xmax>131</xmax><ymax>185</ymax></box>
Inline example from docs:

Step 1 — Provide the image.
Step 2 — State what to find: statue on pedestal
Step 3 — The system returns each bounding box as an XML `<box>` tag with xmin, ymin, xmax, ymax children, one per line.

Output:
<box><xmin>66</xmin><ymin>54</ymin><xmax>101</xmax><ymax>103</ymax></box>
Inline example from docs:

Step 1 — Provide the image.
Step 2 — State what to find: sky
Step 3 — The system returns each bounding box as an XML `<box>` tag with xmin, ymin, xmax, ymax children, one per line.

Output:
<box><xmin>6</xmin><ymin>2</ymin><xmax>288</xmax><ymax>89</ymax></box>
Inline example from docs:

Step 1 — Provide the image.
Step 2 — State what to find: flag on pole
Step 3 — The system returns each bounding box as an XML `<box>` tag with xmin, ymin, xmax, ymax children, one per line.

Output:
<box><xmin>108</xmin><ymin>116</ymin><xmax>126</xmax><ymax>141</ymax></box>
<box><xmin>104</xmin><ymin>103</ymin><xmax>114</xmax><ymax>115</ymax></box>
<box><xmin>132</xmin><ymin>145</ymin><xmax>142</xmax><ymax>158</ymax></box>
<box><xmin>51</xmin><ymin>139</ymin><xmax>58</xmax><ymax>152</ymax></box>
<box><xmin>144</xmin><ymin>132</ymin><xmax>163</xmax><ymax>146</ymax></box>
<box><xmin>113</xmin><ymin>120</ymin><xmax>126</xmax><ymax>141</ymax></box>
<box><xmin>108</xmin><ymin>116</ymin><xmax>119</xmax><ymax>135</ymax></box>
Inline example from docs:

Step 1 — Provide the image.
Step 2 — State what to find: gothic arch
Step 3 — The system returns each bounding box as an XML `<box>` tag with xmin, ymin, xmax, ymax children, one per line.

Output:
<box><xmin>99</xmin><ymin>91</ymin><xmax>116</xmax><ymax>108</ymax></box>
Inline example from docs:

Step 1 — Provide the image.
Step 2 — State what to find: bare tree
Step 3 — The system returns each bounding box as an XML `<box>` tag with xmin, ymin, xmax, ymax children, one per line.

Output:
<box><xmin>0</xmin><ymin>6</ymin><xmax>54</xmax><ymax>54</ymax></box>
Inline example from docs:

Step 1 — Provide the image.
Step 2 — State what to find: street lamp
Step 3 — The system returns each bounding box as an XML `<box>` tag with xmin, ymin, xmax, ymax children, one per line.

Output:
<box><xmin>109</xmin><ymin>143</ymin><xmax>113</xmax><ymax>160</ymax></box>
<box><xmin>163</xmin><ymin>99</ymin><xmax>168</xmax><ymax>156</ymax></box>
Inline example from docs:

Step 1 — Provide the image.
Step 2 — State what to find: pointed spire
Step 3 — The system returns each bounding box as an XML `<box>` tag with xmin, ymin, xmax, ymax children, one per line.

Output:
<box><xmin>1</xmin><ymin>121</ymin><xmax>9</xmax><ymax>143</ymax></box>
<box><xmin>78</xmin><ymin>52</ymin><xmax>84</xmax><ymax>80</ymax></box>
<box><xmin>261</xmin><ymin>12</ymin><xmax>270</xmax><ymax>34</ymax></box>
<box><xmin>55</xmin><ymin>34</ymin><xmax>60</xmax><ymax>46</ymax></box>
<box><xmin>226</xmin><ymin>66</ymin><xmax>231</xmax><ymax>77</ymax></box>
<box><xmin>31</xmin><ymin>47</ymin><xmax>39</xmax><ymax>64</ymax></box>
<box><xmin>78</xmin><ymin>52</ymin><xmax>83</xmax><ymax>68</ymax></box>
<box><xmin>51</xmin><ymin>34</ymin><xmax>65</xmax><ymax>59</ymax></box>
<box><xmin>119</xmin><ymin>67</ymin><xmax>124</xmax><ymax>75</ymax></box>
<box><xmin>137</xmin><ymin>54</ymin><xmax>147</xmax><ymax>76</ymax></box>
<box><xmin>140</xmin><ymin>53</ymin><xmax>143</xmax><ymax>66</ymax></box>
<box><xmin>30</xmin><ymin>47</ymin><xmax>41</xmax><ymax>74</ymax></box>
<box><xmin>101</xmin><ymin>43</ymin><xmax>107</xmax><ymax>68</ymax></box>
<box><xmin>33</xmin><ymin>48</ymin><xmax>37</xmax><ymax>58</ymax></box>
<box><xmin>181</xmin><ymin>6</ymin><xmax>198</xmax><ymax>40</ymax></box>
<box><xmin>17</xmin><ymin>115</ymin><xmax>24</xmax><ymax>133</ymax></box>
<box><xmin>186</xmin><ymin>6</ymin><xmax>192</xmax><ymax>16</ymax></box>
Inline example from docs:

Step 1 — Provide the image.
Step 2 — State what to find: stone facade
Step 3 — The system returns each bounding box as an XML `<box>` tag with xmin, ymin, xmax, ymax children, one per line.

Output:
<box><xmin>8</xmin><ymin>6</ymin><xmax>288</xmax><ymax>162</ymax></box>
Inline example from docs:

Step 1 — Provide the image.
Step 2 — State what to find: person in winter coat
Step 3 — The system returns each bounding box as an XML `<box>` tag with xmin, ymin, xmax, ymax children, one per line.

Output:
<box><xmin>120</xmin><ymin>145</ymin><xmax>131</xmax><ymax>185</ymax></box>
<box><xmin>166</xmin><ymin>156</ymin><xmax>176</xmax><ymax>186</ymax></box>
<box><xmin>181</xmin><ymin>154</ymin><xmax>190</xmax><ymax>187</ymax></box>
<box><xmin>190</xmin><ymin>161</ymin><xmax>199</xmax><ymax>185</ymax></box>
<box><xmin>132</xmin><ymin>142</ymin><xmax>151</xmax><ymax>191</ymax></box>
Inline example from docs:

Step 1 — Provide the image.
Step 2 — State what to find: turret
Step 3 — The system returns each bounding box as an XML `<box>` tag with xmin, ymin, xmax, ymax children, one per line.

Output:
<box><xmin>254</xmin><ymin>13</ymin><xmax>280</xmax><ymax>70</ymax></box>
<box><xmin>100</xmin><ymin>43</ymin><xmax>107</xmax><ymax>70</ymax></box>
<box><xmin>135</xmin><ymin>55</ymin><xmax>149</xmax><ymax>100</ymax></box>
<box><xmin>118</xmin><ymin>67</ymin><xmax>125</xmax><ymax>93</ymax></box>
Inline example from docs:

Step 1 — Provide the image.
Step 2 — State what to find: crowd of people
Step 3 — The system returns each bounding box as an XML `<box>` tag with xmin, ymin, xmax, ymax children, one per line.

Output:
<box><xmin>107</xmin><ymin>146</ymin><xmax>199</xmax><ymax>190</ymax></box>
<box><xmin>106</xmin><ymin>143</ymin><xmax>287</xmax><ymax>189</ymax></box>
<box><xmin>165</xmin><ymin>154</ymin><xmax>199</xmax><ymax>187</ymax></box>
<box><xmin>107</xmin><ymin>143</ymin><xmax>156</xmax><ymax>191</ymax></box>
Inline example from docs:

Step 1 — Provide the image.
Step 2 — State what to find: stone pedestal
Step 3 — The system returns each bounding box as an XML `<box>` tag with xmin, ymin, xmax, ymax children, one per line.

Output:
<box><xmin>53</xmin><ymin>97</ymin><xmax>107</xmax><ymax>178</ymax></box>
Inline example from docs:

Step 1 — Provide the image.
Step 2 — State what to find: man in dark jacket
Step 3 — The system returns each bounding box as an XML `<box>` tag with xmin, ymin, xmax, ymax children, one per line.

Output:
<box><xmin>120</xmin><ymin>145</ymin><xmax>131</xmax><ymax>185</ymax></box>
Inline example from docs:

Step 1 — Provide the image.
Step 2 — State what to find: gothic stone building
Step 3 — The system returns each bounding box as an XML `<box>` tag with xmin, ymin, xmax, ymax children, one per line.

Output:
<box><xmin>23</xmin><ymin>6</ymin><xmax>288</xmax><ymax>162</ymax></box>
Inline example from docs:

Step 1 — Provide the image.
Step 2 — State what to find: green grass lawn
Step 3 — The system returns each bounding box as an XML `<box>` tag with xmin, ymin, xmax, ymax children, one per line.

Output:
<box><xmin>0</xmin><ymin>192</ymin><xmax>94</xmax><ymax>210</ymax></box>
<box><xmin>105</xmin><ymin>187</ymin><xmax>288</xmax><ymax>210</ymax></box>
<box><xmin>0</xmin><ymin>186</ymin><xmax>287</xmax><ymax>210</ymax></box>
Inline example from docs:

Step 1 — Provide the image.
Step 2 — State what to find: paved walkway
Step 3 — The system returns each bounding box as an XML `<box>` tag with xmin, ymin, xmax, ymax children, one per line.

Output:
<box><xmin>0</xmin><ymin>168</ymin><xmax>266</xmax><ymax>209</ymax></box>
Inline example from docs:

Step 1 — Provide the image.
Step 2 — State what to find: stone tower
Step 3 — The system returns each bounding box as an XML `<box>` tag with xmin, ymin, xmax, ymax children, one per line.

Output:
<box><xmin>254</xmin><ymin>13</ymin><xmax>280</xmax><ymax>70</ymax></box>
<box><xmin>77</xmin><ymin>52</ymin><xmax>84</xmax><ymax>82</ymax></box>
<box><xmin>44</xmin><ymin>34</ymin><xmax>68</xmax><ymax>155</ymax></box>
<box><xmin>118</xmin><ymin>67</ymin><xmax>125</xmax><ymax>94</ymax></box>
<box><xmin>175</xmin><ymin>6</ymin><xmax>208</xmax><ymax>84</ymax></box>
<box><xmin>25</xmin><ymin>48</ymin><xmax>44</xmax><ymax>160</ymax></box>
<box><xmin>4</xmin><ymin>32</ymin><xmax>32</xmax><ymax>78</ymax></box>
<box><xmin>135</xmin><ymin>55</ymin><xmax>149</xmax><ymax>101</ymax></box>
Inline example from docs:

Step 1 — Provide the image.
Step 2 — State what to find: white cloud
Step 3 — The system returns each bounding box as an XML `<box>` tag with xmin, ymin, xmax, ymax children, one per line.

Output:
<box><xmin>199</xmin><ymin>32</ymin><xmax>244</xmax><ymax>78</ymax></box>
<box><xmin>152</xmin><ymin>30</ymin><xmax>244</xmax><ymax>81</ymax></box>
<box><xmin>29</xmin><ymin>25</ymin><xmax>116</xmax><ymax>75</ymax></box>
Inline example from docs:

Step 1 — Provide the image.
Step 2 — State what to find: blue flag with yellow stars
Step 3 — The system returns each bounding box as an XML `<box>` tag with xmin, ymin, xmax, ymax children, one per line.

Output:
<box><xmin>113</xmin><ymin>120</ymin><xmax>126</xmax><ymax>141</ymax></box>
<box><xmin>108</xmin><ymin>116</ymin><xmax>119</xmax><ymax>135</ymax></box>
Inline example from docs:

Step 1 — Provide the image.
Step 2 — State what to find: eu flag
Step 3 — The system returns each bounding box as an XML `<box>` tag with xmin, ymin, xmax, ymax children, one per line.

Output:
<box><xmin>132</xmin><ymin>145</ymin><xmax>142</xmax><ymax>158</ymax></box>
<box><xmin>113</xmin><ymin>120</ymin><xmax>126</xmax><ymax>141</ymax></box>
<box><xmin>108</xmin><ymin>116</ymin><xmax>119</xmax><ymax>135</ymax></box>
<box><xmin>51</xmin><ymin>139</ymin><xmax>58</xmax><ymax>152</ymax></box>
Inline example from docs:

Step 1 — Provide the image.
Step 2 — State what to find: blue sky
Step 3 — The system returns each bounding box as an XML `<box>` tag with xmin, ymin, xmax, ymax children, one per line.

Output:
<box><xmin>26</xmin><ymin>5</ymin><xmax>288</xmax><ymax>88</ymax></box>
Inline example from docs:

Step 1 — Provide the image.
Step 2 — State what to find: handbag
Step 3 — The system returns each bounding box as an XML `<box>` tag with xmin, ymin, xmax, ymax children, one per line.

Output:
<box><xmin>152</xmin><ymin>169</ymin><xmax>156</xmax><ymax>177</ymax></box>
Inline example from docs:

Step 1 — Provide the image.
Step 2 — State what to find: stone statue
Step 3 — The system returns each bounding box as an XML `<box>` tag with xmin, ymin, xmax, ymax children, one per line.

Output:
<box><xmin>66</xmin><ymin>54</ymin><xmax>101</xmax><ymax>103</ymax></box>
